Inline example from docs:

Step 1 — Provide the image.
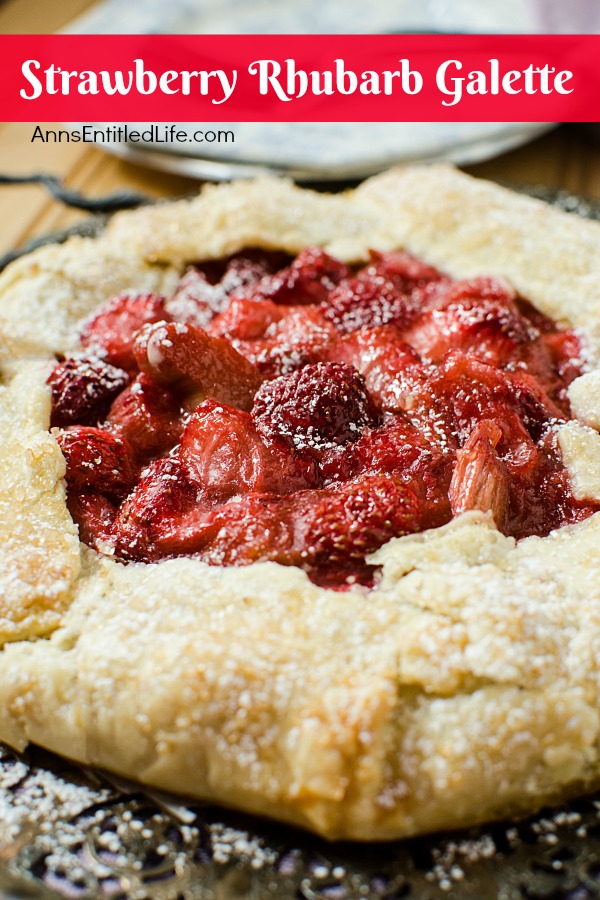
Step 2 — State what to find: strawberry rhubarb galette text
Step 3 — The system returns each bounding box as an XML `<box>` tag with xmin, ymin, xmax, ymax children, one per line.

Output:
<box><xmin>49</xmin><ymin>247</ymin><xmax>599</xmax><ymax>588</ymax></box>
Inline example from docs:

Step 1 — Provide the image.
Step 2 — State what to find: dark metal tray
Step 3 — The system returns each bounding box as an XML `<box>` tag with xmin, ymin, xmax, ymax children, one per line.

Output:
<box><xmin>2</xmin><ymin>180</ymin><xmax>600</xmax><ymax>900</ymax></box>
<box><xmin>3</xmin><ymin>741</ymin><xmax>600</xmax><ymax>900</ymax></box>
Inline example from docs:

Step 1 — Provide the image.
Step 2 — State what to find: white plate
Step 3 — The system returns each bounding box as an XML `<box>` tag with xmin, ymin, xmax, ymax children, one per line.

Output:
<box><xmin>68</xmin><ymin>0</ymin><xmax>556</xmax><ymax>181</ymax></box>
<box><xmin>86</xmin><ymin>122</ymin><xmax>552</xmax><ymax>183</ymax></box>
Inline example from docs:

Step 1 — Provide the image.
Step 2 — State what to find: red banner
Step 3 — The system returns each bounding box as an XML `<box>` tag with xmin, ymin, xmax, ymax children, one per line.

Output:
<box><xmin>0</xmin><ymin>34</ymin><xmax>596</xmax><ymax>122</ymax></box>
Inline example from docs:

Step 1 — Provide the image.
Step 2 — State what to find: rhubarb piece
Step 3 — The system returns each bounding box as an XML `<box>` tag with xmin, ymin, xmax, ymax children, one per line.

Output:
<box><xmin>449</xmin><ymin>421</ymin><xmax>509</xmax><ymax>530</ymax></box>
<box><xmin>134</xmin><ymin>321</ymin><xmax>264</xmax><ymax>412</ymax></box>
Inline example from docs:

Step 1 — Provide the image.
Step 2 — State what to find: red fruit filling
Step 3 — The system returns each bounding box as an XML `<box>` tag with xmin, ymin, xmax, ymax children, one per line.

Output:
<box><xmin>252</xmin><ymin>362</ymin><xmax>380</xmax><ymax>454</ymax></box>
<box><xmin>80</xmin><ymin>290</ymin><xmax>170</xmax><ymax>371</ymax></box>
<box><xmin>48</xmin><ymin>248</ymin><xmax>599</xmax><ymax>588</ymax></box>
<box><xmin>48</xmin><ymin>353</ymin><xmax>130</xmax><ymax>427</ymax></box>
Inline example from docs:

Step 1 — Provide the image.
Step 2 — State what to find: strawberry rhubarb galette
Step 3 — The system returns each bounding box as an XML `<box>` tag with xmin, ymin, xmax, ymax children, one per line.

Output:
<box><xmin>1</xmin><ymin>166</ymin><xmax>600</xmax><ymax>841</ymax></box>
<box><xmin>47</xmin><ymin>245</ymin><xmax>597</xmax><ymax>587</ymax></box>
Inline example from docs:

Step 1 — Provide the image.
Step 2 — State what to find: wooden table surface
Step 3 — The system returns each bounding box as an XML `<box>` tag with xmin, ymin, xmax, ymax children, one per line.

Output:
<box><xmin>2</xmin><ymin>0</ymin><xmax>600</xmax><ymax>258</ymax></box>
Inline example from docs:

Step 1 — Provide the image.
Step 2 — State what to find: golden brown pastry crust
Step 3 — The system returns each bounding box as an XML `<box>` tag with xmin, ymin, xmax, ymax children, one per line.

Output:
<box><xmin>1</xmin><ymin>165</ymin><xmax>600</xmax><ymax>841</ymax></box>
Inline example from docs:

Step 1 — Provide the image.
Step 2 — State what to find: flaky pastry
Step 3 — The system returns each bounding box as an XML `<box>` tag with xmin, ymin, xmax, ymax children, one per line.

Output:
<box><xmin>1</xmin><ymin>165</ymin><xmax>600</xmax><ymax>840</ymax></box>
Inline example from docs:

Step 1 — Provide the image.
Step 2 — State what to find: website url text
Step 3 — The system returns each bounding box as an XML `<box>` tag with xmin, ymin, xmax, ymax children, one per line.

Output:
<box><xmin>31</xmin><ymin>125</ymin><xmax>235</xmax><ymax>144</ymax></box>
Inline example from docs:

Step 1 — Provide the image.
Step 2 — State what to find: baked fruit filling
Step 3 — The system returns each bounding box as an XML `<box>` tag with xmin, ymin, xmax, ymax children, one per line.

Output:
<box><xmin>49</xmin><ymin>248</ymin><xmax>599</xmax><ymax>588</ymax></box>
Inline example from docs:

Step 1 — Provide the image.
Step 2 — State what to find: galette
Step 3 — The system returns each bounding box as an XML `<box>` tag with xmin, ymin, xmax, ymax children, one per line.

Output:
<box><xmin>0</xmin><ymin>165</ymin><xmax>600</xmax><ymax>840</ymax></box>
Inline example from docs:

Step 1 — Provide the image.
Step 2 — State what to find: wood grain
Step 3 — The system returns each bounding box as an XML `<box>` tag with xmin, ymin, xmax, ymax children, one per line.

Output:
<box><xmin>0</xmin><ymin>0</ymin><xmax>97</xmax><ymax>33</ymax></box>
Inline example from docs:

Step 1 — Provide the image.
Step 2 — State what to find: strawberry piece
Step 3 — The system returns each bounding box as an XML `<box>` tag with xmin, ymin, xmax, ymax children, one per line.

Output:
<box><xmin>296</xmin><ymin>475</ymin><xmax>427</xmax><ymax>571</ymax></box>
<box><xmin>80</xmin><ymin>291</ymin><xmax>170</xmax><ymax>370</ymax></box>
<box><xmin>57</xmin><ymin>426</ymin><xmax>137</xmax><ymax>495</ymax></box>
<box><xmin>165</xmin><ymin>267</ymin><xmax>228</xmax><ymax>330</ymax></box>
<box><xmin>413</xmin><ymin>352</ymin><xmax>564</xmax><ymax>451</ymax></box>
<box><xmin>329</xmin><ymin>325</ymin><xmax>427</xmax><ymax>412</ymax></box>
<box><xmin>321</xmin><ymin>275</ymin><xmax>416</xmax><ymax>335</ymax></box>
<box><xmin>67</xmin><ymin>492</ymin><xmax>117</xmax><ymax>550</ymax></box>
<box><xmin>402</xmin><ymin>277</ymin><xmax>536</xmax><ymax>366</ymax></box>
<box><xmin>114</xmin><ymin>454</ymin><xmax>298</xmax><ymax>565</ymax></box>
<box><xmin>152</xmin><ymin>494</ymin><xmax>296</xmax><ymax>565</ymax></box>
<box><xmin>58</xmin><ymin>246</ymin><xmax>593</xmax><ymax>583</ymax></box>
<box><xmin>538</xmin><ymin>453</ymin><xmax>600</xmax><ymax>533</ymax></box>
<box><xmin>105</xmin><ymin>373</ymin><xmax>186</xmax><ymax>458</ymax></box>
<box><xmin>210</xmin><ymin>297</ymin><xmax>286</xmax><ymax>341</ymax></box>
<box><xmin>320</xmin><ymin>416</ymin><xmax>452</xmax><ymax>507</ymax></box>
<box><xmin>134</xmin><ymin>321</ymin><xmax>264</xmax><ymax>412</ymax></box>
<box><xmin>515</xmin><ymin>295</ymin><xmax>558</xmax><ymax>334</ymax></box>
<box><xmin>113</xmin><ymin>456</ymin><xmax>198</xmax><ymax>561</ymax></box>
<box><xmin>505</xmin><ymin>369</ymin><xmax>565</xmax><ymax>439</ymax></box>
<box><xmin>165</xmin><ymin>253</ymin><xmax>287</xmax><ymax>329</ymax></box>
<box><xmin>362</xmin><ymin>249</ymin><xmax>444</xmax><ymax>291</ymax></box>
<box><xmin>210</xmin><ymin>298</ymin><xmax>338</xmax><ymax>375</ymax></box>
<box><xmin>252</xmin><ymin>362</ymin><xmax>379</xmax><ymax>454</ymax></box>
<box><xmin>201</xmin><ymin>249</ymin><xmax>291</xmax><ymax>293</ymax></box>
<box><xmin>47</xmin><ymin>353</ymin><xmax>129</xmax><ymax>427</ymax></box>
<box><xmin>221</xmin><ymin>250</ymin><xmax>290</xmax><ymax>291</ymax></box>
<box><xmin>128</xmin><ymin>474</ymin><xmax>428</xmax><ymax>575</ymax></box>
<box><xmin>449</xmin><ymin>420</ymin><xmax>509</xmax><ymax>530</ymax></box>
<box><xmin>351</xmin><ymin>417</ymin><xmax>440</xmax><ymax>479</ymax></box>
<box><xmin>264</xmin><ymin>306</ymin><xmax>338</xmax><ymax>363</ymax></box>
<box><xmin>180</xmin><ymin>399</ymin><xmax>318</xmax><ymax>498</ymax></box>
<box><xmin>243</xmin><ymin>306</ymin><xmax>340</xmax><ymax>378</ymax></box>
<box><xmin>253</xmin><ymin>247</ymin><xmax>349</xmax><ymax>306</ymax></box>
